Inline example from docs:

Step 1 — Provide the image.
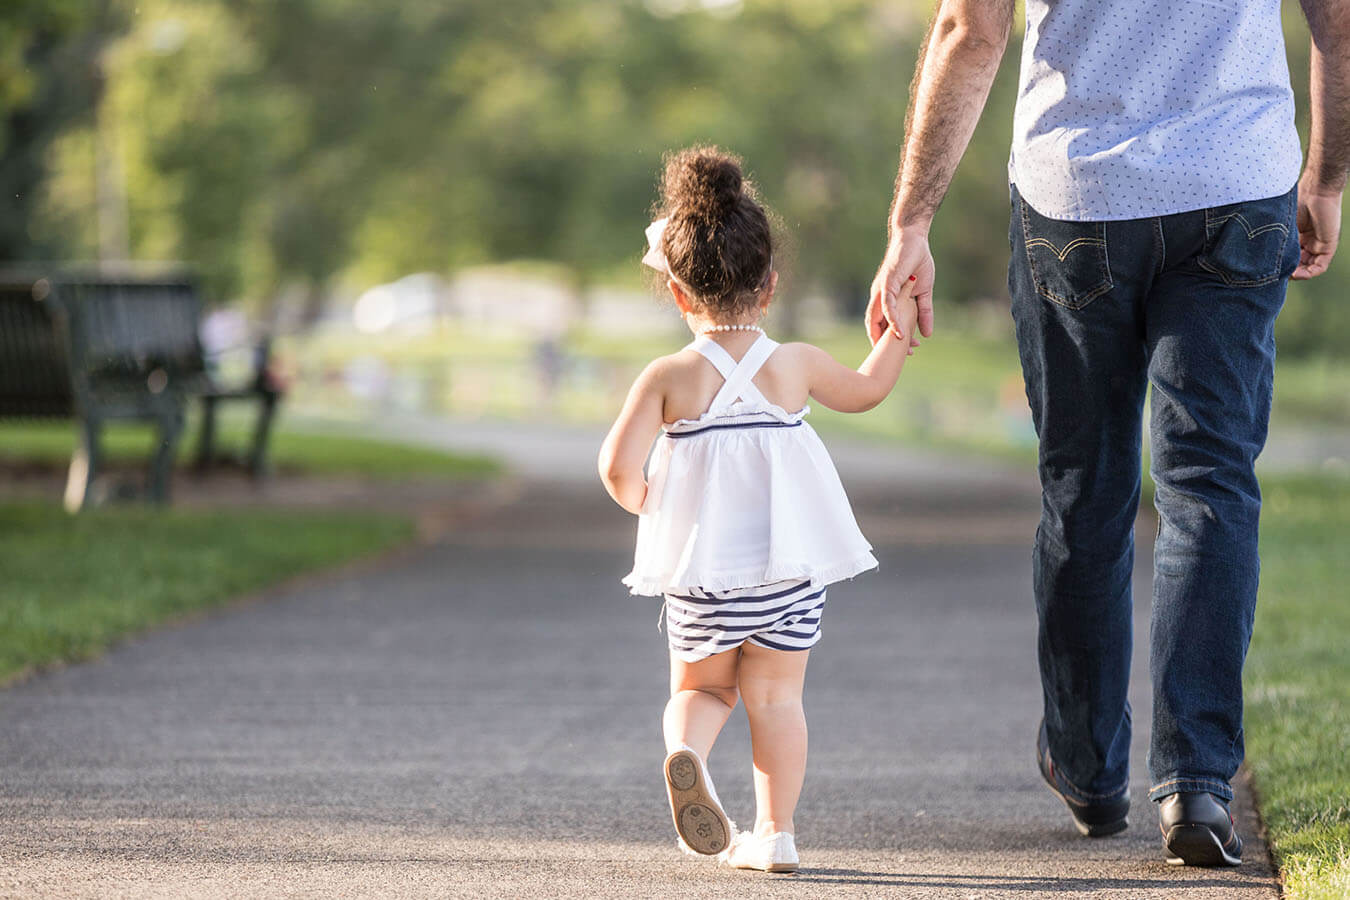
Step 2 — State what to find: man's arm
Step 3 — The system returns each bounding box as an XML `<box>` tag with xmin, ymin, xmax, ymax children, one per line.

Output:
<box><xmin>1293</xmin><ymin>0</ymin><xmax>1350</xmax><ymax>280</ymax></box>
<box><xmin>868</xmin><ymin>0</ymin><xmax>1015</xmax><ymax>343</ymax></box>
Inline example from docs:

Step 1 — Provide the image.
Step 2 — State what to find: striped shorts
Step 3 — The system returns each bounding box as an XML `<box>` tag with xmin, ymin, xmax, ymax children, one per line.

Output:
<box><xmin>663</xmin><ymin>579</ymin><xmax>826</xmax><ymax>662</ymax></box>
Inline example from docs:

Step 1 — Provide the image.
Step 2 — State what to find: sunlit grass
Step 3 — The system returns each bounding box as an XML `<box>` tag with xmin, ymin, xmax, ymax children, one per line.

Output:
<box><xmin>283</xmin><ymin>320</ymin><xmax>1040</xmax><ymax>463</ymax></box>
<box><xmin>281</xmin><ymin>320</ymin><xmax>1347</xmax><ymax>470</ymax></box>
<box><xmin>0</xmin><ymin>420</ymin><xmax>500</xmax><ymax>480</ymax></box>
<box><xmin>0</xmin><ymin>503</ymin><xmax>413</xmax><ymax>684</ymax></box>
<box><xmin>1246</xmin><ymin>475</ymin><xmax>1350</xmax><ymax>900</ymax></box>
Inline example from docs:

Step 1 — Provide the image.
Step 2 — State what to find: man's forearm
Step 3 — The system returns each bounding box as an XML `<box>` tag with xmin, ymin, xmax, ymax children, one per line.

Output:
<box><xmin>891</xmin><ymin>1</ymin><xmax>1014</xmax><ymax>232</ymax></box>
<box><xmin>1306</xmin><ymin>34</ymin><xmax>1350</xmax><ymax>192</ymax></box>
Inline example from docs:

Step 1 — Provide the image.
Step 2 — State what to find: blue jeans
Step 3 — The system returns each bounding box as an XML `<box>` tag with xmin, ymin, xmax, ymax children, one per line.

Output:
<box><xmin>1007</xmin><ymin>184</ymin><xmax>1299</xmax><ymax>804</ymax></box>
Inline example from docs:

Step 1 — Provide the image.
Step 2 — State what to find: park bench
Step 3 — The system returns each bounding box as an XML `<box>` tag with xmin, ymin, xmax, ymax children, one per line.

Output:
<box><xmin>0</xmin><ymin>270</ymin><xmax>282</xmax><ymax>511</ymax></box>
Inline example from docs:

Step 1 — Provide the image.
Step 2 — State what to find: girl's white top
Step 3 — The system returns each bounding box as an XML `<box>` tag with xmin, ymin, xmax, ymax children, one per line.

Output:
<box><xmin>623</xmin><ymin>333</ymin><xmax>878</xmax><ymax>596</ymax></box>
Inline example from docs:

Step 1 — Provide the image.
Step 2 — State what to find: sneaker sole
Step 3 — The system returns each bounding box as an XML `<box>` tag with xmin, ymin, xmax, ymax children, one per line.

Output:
<box><xmin>730</xmin><ymin>852</ymin><xmax>799</xmax><ymax>872</ymax></box>
<box><xmin>1163</xmin><ymin>824</ymin><xmax>1242</xmax><ymax>867</ymax></box>
<box><xmin>664</xmin><ymin>750</ymin><xmax>731</xmax><ymax>855</ymax></box>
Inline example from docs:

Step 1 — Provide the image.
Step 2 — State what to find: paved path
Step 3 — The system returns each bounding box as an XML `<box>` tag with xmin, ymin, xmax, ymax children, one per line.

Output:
<box><xmin>0</xmin><ymin>422</ymin><xmax>1279</xmax><ymax>898</ymax></box>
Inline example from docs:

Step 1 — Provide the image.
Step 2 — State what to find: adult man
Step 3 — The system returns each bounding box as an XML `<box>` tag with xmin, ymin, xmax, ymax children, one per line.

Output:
<box><xmin>868</xmin><ymin>0</ymin><xmax>1348</xmax><ymax>866</ymax></box>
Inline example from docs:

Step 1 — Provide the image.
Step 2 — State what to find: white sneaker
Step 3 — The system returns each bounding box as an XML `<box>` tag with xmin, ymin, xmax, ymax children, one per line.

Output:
<box><xmin>726</xmin><ymin>830</ymin><xmax>798</xmax><ymax>873</ymax></box>
<box><xmin>663</xmin><ymin>747</ymin><xmax>733</xmax><ymax>856</ymax></box>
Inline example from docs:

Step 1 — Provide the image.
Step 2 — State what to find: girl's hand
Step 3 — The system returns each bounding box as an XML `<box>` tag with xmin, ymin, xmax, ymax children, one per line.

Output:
<box><xmin>806</xmin><ymin>276</ymin><xmax>920</xmax><ymax>414</ymax></box>
<box><xmin>894</xmin><ymin>293</ymin><xmax>921</xmax><ymax>348</ymax></box>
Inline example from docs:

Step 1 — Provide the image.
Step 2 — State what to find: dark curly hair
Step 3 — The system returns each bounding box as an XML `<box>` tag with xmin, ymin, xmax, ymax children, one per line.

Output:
<box><xmin>655</xmin><ymin>146</ymin><xmax>773</xmax><ymax>320</ymax></box>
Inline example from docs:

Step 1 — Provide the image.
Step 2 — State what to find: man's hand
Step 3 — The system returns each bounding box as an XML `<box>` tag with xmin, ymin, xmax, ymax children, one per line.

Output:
<box><xmin>869</xmin><ymin>0</ymin><xmax>1013</xmax><ymax>345</ymax></box>
<box><xmin>1293</xmin><ymin>174</ymin><xmax>1343</xmax><ymax>280</ymax></box>
<box><xmin>1293</xmin><ymin>0</ymin><xmax>1349</xmax><ymax>277</ymax></box>
<box><xmin>867</xmin><ymin>230</ymin><xmax>936</xmax><ymax>345</ymax></box>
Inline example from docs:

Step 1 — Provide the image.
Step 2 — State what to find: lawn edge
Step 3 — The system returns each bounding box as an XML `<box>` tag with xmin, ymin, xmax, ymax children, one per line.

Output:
<box><xmin>1241</xmin><ymin>764</ymin><xmax>1288</xmax><ymax>898</ymax></box>
<box><xmin>0</xmin><ymin>474</ymin><xmax>523</xmax><ymax>692</ymax></box>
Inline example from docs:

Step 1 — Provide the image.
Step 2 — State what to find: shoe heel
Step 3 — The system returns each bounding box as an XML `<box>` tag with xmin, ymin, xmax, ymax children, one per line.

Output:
<box><xmin>1164</xmin><ymin>824</ymin><xmax>1239</xmax><ymax>867</ymax></box>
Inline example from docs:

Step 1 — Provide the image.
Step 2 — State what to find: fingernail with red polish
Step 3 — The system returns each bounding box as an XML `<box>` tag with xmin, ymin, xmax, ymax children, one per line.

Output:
<box><xmin>909</xmin><ymin>275</ymin><xmax>917</xmax><ymax>281</ymax></box>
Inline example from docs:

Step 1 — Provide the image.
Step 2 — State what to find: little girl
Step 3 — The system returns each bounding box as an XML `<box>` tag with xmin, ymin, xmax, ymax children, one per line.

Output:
<box><xmin>599</xmin><ymin>146</ymin><xmax>919</xmax><ymax>873</ymax></box>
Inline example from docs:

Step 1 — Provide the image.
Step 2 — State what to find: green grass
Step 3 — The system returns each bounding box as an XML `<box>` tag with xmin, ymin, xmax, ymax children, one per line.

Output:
<box><xmin>286</xmin><ymin>321</ymin><xmax>1348</xmax><ymax>468</ymax></box>
<box><xmin>0</xmin><ymin>503</ymin><xmax>414</xmax><ymax>684</ymax></box>
<box><xmin>1245</xmin><ymin>475</ymin><xmax>1350</xmax><ymax>899</ymax></box>
<box><xmin>288</xmin><ymin>321</ymin><xmax>1041</xmax><ymax>463</ymax></box>
<box><xmin>0</xmin><ymin>420</ymin><xmax>500</xmax><ymax>480</ymax></box>
<box><xmin>1272</xmin><ymin>356</ymin><xmax>1350</xmax><ymax>427</ymax></box>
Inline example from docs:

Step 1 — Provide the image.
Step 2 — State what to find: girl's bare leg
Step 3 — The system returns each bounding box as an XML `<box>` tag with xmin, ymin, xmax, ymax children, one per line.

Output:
<box><xmin>664</xmin><ymin>647</ymin><xmax>741</xmax><ymax>759</ymax></box>
<box><xmin>738</xmin><ymin>642</ymin><xmax>810</xmax><ymax>836</ymax></box>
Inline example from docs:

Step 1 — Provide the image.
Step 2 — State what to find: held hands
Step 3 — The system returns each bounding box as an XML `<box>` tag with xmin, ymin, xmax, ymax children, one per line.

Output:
<box><xmin>1292</xmin><ymin>172</ymin><xmax>1343</xmax><ymax>280</ymax></box>
<box><xmin>867</xmin><ymin>229</ymin><xmax>936</xmax><ymax>346</ymax></box>
<box><xmin>887</xmin><ymin>286</ymin><xmax>921</xmax><ymax>354</ymax></box>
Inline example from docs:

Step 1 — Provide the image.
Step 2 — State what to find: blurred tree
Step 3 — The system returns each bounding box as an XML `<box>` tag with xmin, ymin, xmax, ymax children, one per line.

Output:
<box><xmin>10</xmin><ymin>0</ymin><xmax>1349</xmax><ymax>355</ymax></box>
<box><xmin>1276</xmin><ymin>0</ymin><xmax>1350</xmax><ymax>356</ymax></box>
<box><xmin>0</xmin><ymin>0</ymin><xmax>122</xmax><ymax>260</ymax></box>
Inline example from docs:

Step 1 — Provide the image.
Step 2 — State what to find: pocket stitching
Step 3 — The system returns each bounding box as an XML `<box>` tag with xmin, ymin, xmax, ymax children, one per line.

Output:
<box><xmin>1200</xmin><ymin>196</ymin><xmax>1293</xmax><ymax>287</ymax></box>
<box><xmin>1020</xmin><ymin>198</ymin><xmax>1113</xmax><ymax>310</ymax></box>
<box><xmin>1195</xmin><ymin>258</ymin><xmax>1280</xmax><ymax>288</ymax></box>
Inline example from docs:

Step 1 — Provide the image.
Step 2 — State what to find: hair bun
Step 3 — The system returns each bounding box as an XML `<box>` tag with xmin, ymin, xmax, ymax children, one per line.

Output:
<box><xmin>664</xmin><ymin>147</ymin><xmax>744</xmax><ymax>220</ymax></box>
<box><xmin>653</xmin><ymin>145</ymin><xmax>773</xmax><ymax>320</ymax></box>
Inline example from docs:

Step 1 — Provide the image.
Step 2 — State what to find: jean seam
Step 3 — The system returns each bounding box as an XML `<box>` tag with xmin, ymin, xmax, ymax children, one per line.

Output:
<box><xmin>1149</xmin><ymin>776</ymin><xmax>1232</xmax><ymax>796</ymax></box>
<box><xmin>1153</xmin><ymin>217</ymin><xmax>1166</xmax><ymax>278</ymax></box>
<box><xmin>1044</xmin><ymin>741</ymin><xmax>1130</xmax><ymax>802</ymax></box>
<box><xmin>1195</xmin><ymin>258</ymin><xmax>1280</xmax><ymax>288</ymax></box>
<box><xmin>1058</xmin><ymin>771</ymin><xmax>1130</xmax><ymax>802</ymax></box>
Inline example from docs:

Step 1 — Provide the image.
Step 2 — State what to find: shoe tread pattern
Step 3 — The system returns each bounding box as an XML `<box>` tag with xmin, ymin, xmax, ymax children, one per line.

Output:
<box><xmin>664</xmin><ymin>750</ymin><xmax>730</xmax><ymax>855</ymax></box>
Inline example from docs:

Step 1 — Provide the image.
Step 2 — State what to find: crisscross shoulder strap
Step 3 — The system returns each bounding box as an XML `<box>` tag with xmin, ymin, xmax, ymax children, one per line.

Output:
<box><xmin>685</xmin><ymin>333</ymin><xmax>779</xmax><ymax>414</ymax></box>
<box><xmin>685</xmin><ymin>335</ymin><xmax>738</xmax><ymax>378</ymax></box>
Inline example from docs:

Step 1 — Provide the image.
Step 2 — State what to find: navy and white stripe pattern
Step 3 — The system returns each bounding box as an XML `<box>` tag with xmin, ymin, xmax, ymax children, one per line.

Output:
<box><xmin>663</xmin><ymin>579</ymin><xmax>826</xmax><ymax>662</ymax></box>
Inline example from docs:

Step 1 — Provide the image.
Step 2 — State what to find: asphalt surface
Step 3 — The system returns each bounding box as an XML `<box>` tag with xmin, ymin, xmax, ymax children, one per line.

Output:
<box><xmin>0</xmin><ymin>427</ymin><xmax>1279</xmax><ymax>898</ymax></box>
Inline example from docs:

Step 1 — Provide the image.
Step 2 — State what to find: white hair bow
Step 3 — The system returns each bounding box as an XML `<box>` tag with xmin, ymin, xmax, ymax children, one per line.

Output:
<box><xmin>641</xmin><ymin>217</ymin><xmax>671</xmax><ymax>276</ymax></box>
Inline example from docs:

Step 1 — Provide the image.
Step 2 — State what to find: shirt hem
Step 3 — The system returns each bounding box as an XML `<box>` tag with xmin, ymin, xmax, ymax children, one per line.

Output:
<box><xmin>623</xmin><ymin>552</ymin><xmax>879</xmax><ymax>597</ymax></box>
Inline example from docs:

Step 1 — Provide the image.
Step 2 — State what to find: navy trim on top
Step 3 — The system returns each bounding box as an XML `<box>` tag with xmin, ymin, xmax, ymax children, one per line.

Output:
<box><xmin>666</xmin><ymin>419</ymin><xmax>803</xmax><ymax>439</ymax></box>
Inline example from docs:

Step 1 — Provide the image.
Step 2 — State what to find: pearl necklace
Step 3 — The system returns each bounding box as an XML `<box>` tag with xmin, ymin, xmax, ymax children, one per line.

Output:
<box><xmin>699</xmin><ymin>323</ymin><xmax>763</xmax><ymax>334</ymax></box>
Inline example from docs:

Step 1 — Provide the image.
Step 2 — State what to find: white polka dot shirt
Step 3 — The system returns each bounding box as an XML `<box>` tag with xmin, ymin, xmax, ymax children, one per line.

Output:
<box><xmin>1008</xmin><ymin>0</ymin><xmax>1303</xmax><ymax>221</ymax></box>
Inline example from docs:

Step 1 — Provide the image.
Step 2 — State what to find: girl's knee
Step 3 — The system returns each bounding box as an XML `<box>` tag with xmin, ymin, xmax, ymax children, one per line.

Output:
<box><xmin>674</xmin><ymin>685</ymin><xmax>739</xmax><ymax>709</ymax></box>
<box><xmin>738</xmin><ymin>679</ymin><xmax>803</xmax><ymax>712</ymax></box>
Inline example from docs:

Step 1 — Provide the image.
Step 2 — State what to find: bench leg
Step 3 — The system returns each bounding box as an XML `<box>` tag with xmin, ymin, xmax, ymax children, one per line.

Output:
<box><xmin>148</xmin><ymin>408</ymin><xmax>184</xmax><ymax>504</ymax></box>
<box><xmin>195</xmin><ymin>394</ymin><xmax>219</xmax><ymax>472</ymax></box>
<box><xmin>247</xmin><ymin>391</ymin><xmax>279</xmax><ymax>479</ymax></box>
<box><xmin>64</xmin><ymin>416</ymin><xmax>103</xmax><ymax>513</ymax></box>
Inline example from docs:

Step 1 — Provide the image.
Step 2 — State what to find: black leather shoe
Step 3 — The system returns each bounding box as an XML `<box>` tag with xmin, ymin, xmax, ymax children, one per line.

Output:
<box><xmin>1036</xmin><ymin>721</ymin><xmax>1130</xmax><ymax>837</ymax></box>
<box><xmin>1158</xmin><ymin>791</ymin><xmax>1243</xmax><ymax>866</ymax></box>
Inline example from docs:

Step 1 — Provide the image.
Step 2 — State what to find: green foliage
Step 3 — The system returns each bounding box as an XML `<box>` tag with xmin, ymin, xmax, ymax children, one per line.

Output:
<box><xmin>0</xmin><ymin>0</ymin><xmax>121</xmax><ymax>258</ymax></box>
<box><xmin>6</xmin><ymin>0</ymin><xmax>1350</xmax><ymax>354</ymax></box>
<box><xmin>0</xmin><ymin>502</ymin><xmax>412</xmax><ymax>682</ymax></box>
<box><xmin>1246</xmin><ymin>475</ymin><xmax>1350</xmax><ymax>899</ymax></box>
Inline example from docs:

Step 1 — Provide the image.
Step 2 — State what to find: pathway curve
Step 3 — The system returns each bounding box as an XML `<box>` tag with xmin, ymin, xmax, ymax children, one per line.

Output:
<box><xmin>0</xmin><ymin>420</ymin><xmax>1279</xmax><ymax>898</ymax></box>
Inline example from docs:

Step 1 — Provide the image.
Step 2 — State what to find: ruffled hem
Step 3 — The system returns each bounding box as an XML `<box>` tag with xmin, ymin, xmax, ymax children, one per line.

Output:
<box><xmin>622</xmin><ymin>551</ymin><xmax>878</xmax><ymax>596</ymax></box>
<box><xmin>666</xmin><ymin>400</ymin><xmax>808</xmax><ymax>432</ymax></box>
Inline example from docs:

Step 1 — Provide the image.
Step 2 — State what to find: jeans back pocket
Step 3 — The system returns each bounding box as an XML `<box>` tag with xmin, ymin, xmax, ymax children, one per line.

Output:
<box><xmin>1197</xmin><ymin>189</ymin><xmax>1296</xmax><ymax>287</ymax></box>
<box><xmin>1019</xmin><ymin>194</ymin><xmax>1113</xmax><ymax>310</ymax></box>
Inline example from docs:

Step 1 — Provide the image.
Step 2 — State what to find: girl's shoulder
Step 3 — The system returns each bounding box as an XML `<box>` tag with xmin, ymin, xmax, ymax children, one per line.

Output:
<box><xmin>769</xmin><ymin>340</ymin><xmax>831</xmax><ymax>370</ymax></box>
<box><xmin>632</xmin><ymin>347</ymin><xmax>708</xmax><ymax>392</ymax></box>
